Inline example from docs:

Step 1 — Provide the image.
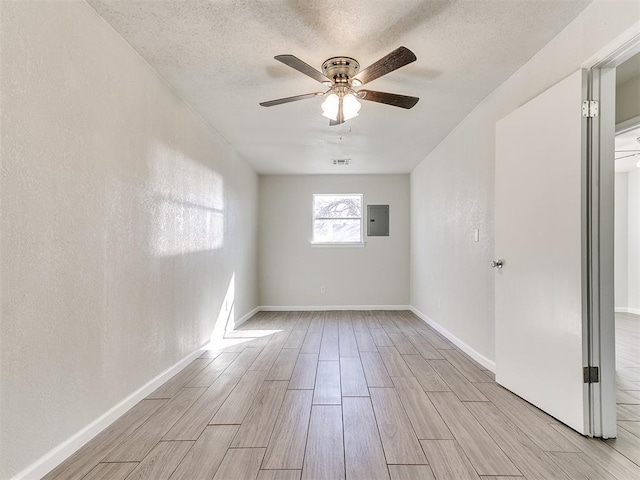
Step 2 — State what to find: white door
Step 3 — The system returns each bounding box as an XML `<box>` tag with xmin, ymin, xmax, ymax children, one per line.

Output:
<box><xmin>495</xmin><ymin>69</ymin><xmax>589</xmax><ymax>434</ymax></box>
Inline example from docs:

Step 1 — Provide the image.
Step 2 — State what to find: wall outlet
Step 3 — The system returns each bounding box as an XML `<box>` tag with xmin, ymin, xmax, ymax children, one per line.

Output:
<box><xmin>320</xmin><ymin>286</ymin><xmax>326</xmax><ymax>294</ymax></box>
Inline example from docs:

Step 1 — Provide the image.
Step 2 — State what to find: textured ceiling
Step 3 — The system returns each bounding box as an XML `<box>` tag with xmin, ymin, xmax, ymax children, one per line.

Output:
<box><xmin>88</xmin><ymin>0</ymin><xmax>591</xmax><ymax>175</ymax></box>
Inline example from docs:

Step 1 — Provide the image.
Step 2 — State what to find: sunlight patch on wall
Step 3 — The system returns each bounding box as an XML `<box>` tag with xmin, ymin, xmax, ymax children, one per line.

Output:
<box><xmin>149</xmin><ymin>142</ymin><xmax>225</xmax><ymax>256</ymax></box>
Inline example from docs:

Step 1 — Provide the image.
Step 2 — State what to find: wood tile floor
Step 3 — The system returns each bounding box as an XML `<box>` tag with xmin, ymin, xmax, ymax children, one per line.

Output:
<box><xmin>44</xmin><ymin>310</ymin><xmax>640</xmax><ymax>480</ymax></box>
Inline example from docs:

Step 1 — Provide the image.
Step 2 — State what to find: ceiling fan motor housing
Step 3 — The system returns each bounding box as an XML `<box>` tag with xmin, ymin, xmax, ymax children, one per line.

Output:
<box><xmin>322</xmin><ymin>57</ymin><xmax>360</xmax><ymax>85</ymax></box>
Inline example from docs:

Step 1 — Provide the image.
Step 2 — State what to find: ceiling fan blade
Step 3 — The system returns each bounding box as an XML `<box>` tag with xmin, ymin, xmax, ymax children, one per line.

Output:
<box><xmin>354</xmin><ymin>46</ymin><xmax>417</xmax><ymax>85</ymax></box>
<box><xmin>358</xmin><ymin>89</ymin><xmax>419</xmax><ymax>109</ymax></box>
<box><xmin>275</xmin><ymin>55</ymin><xmax>330</xmax><ymax>84</ymax></box>
<box><xmin>260</xmin><ymin>92</ymin><xmax>324</xmax><ymax>107</ymax></box>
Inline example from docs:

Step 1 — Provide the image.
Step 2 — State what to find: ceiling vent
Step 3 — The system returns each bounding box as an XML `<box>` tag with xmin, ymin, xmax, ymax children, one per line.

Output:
<box><xmin>333</xmin><ymin>158</ymin><xmax>351</xmax><ymax>166</ymax></box>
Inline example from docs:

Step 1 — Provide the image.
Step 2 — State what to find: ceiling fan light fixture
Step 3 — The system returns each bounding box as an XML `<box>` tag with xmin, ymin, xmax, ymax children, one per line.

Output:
<box><xmin>321</xmin><ymin>93</ymin><xmax>339</xmax><ymax>120</ymax></box>
<box><xmin>342</xmin><ymin>93</ymin><xmax>361</xmax><ymax>121</ymax></box>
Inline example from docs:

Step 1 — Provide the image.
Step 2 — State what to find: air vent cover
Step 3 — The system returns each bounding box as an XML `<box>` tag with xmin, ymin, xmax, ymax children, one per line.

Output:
<box><xmin>332</xmin><ymin>159</ymin><xmax>351</xmax><ymax>166</ymax></box>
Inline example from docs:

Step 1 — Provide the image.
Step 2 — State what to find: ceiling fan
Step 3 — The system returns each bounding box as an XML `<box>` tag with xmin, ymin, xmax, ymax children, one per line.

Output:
<box><xmin>260</xmin><ymin>46</ymin><xmax>419</xmax><ymax>126</ymax></box>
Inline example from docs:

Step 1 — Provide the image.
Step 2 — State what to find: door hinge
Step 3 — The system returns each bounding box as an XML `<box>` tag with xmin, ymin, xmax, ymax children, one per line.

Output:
<box><xmin>583</xmin><ymin>366</ymin><xmax>599</xmax><ymax>383</ymax></box>
<box><xmin>582</xmin><ymin>100</ymin><xmax>599</xmax><ymax>118</ymax></box>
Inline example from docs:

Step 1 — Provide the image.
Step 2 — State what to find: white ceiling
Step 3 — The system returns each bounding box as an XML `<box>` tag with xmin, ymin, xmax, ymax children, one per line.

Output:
<box><xmin>616</xmin><ymin>125</ymin><xmax>640</xmax><ymax>173</ymax></box>
<box><xmin>87</xmin><ymin>0</ymin><xmax>591</xmax><ymax>175</ymax></box>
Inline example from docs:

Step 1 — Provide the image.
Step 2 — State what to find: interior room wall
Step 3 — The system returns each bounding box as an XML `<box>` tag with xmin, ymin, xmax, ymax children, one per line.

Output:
<box><xmin>410</xmin><ymin>0</ymin><xmax>640</xmax><ymax>364</ymax></box>
<box><xmin>628</xmin><ymin>169</ymin><xmax>640</xmax><ymax>313</ymax></box>
<box><xmin>258</xmin><ymin>175</ymin><xmax>410</xmax><ymax>308</ymax></box>
<box><xmin>615</xmin><ymin>173</ymin><xmax>630</xmax><ymax>309</ymax></box>
<box><xmin>0</xmin><ymin>2</ymin><xmax>258</xmax><ymax>478</ymax></box>
<box><xmin>616</xmin><ymin>74</ymin><xmax>640</xmax><ymax>124</ymax></box>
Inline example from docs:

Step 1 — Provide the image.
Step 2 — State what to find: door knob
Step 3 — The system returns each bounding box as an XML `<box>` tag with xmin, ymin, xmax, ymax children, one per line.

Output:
<box><xmin>491</xmin><ymin>259</ymin><xmax>504</xmax><ymax>269</ymax></box>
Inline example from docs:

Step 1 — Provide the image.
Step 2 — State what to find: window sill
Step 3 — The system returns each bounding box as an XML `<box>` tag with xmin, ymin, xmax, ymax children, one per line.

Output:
<box><xmin>310</xmin><ymin>242</ymin><xmax>366</xmax><ymax>248</ymax></box>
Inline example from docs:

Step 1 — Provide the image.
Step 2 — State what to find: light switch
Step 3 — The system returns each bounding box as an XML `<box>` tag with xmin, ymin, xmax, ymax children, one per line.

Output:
<box><xmin>474</xmin><ymin>228</ymin><xmax>479</xmax><ymax>242</ymax></box>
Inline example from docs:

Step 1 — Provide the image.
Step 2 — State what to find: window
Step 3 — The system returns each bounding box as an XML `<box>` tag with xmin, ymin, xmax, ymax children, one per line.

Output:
<box><xmin>312</xmin><ymin>194</ymin><xmax>363</xmax><ymax>244</ymax></box>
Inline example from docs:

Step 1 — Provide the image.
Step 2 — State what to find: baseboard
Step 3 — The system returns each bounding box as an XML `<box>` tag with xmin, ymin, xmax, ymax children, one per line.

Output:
<box><xmin>234</xmin><ymin>306</ymin><xmax>261</xmax><ymax>328</ymax></box>
<box><xmin>409</xmin><ymin>306</ymin><xmax>496</xmax><ymax>373</ymax></box>
<box><xmin>13</xmin><ymin>341</ymin><xmax>211</xmax><ymax>480</ymax></box>
<box><xmin>259</xmin><ymin>305</ymin><xmax>411</xmax><ymax>312</ymax></box>
<box><xmin>615</xmin><ymin>307</ymin><xmax>640</xmax><ymax>316</ymax></box>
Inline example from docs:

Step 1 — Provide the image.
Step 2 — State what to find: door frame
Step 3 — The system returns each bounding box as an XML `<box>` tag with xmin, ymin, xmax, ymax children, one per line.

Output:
<box><xmin>584</xmin><ymin>29</ymin><xmax>640</xmax><ymax>438</ymax></box>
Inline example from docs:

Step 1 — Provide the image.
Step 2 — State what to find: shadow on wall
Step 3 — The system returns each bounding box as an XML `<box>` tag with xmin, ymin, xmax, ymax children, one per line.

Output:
<box><xmin>148</xmin><ymin>142</ymin><xmax>224</xmax><ymax>257</ymax></box>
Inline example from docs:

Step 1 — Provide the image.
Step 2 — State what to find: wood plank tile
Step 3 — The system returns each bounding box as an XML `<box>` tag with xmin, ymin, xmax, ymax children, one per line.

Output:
<box><xmin>420</xmin><ymin>440</ymin><xmax>480</xmax><ymax>480</ymax></box>
<box><xmin>42</xmin><ymin>399</ymin><xmax>166</xmax><ymax>480</ymax></box>
<box><xmin>163</xmin><ymin>372</ymin><xmax>242</xmax><ymax>440</ymax></box>
<box><xmin>403</xmin><ymin>355</ymin><xmax>450</xmax><ymax>392</ymax></box>
<box><xmin>369</xmin><ymin>388</ymin><xmax>427</xmax><ymax>464</ymax></box>
<box><xmin>388</xmin><ymin>465</ymin><xmax>436</xmax><ymax>480</ymax></box>
<box><xmin>428</xmin><ymin>392</ymin><xmax>520</xmax><ymax>476</ymax></box>
<box><xmin>417</xmin><ymin>329</ymin><xmax>454</xmax><ymax>350</ymax></box>
<box><xmin>371</xmin><ymin>329</ymin><xmax>394</xmax><ymax>347</ymax></box>
<box><xmin>604</xmin><ymin>426</ymin><xmax>640</xmax><ymax>466</ymax></box>
<box><xmin>355</xmin><ymin>330</ymin><xmax>378</xmax><ymax>352</ymax></box>
<box><xmin>302</xmin><ymin>405</ymin><xmax>345</xmax><ymax>480</ymax></box>
<box><xmin>360</xmin><ymin>351</ymin><xmax>394</xmax><ymax>387</ymax></box>
<box><xmin>404</xmin><ymin>333</ymin><xmax>444</xmax><ymax>359</ymax></box>
<box><xmin>388</xmin><ymin>332</ymin><xmax>420</xmax><ymax>355</ymax></box>
<box><xmin>257</xmin><ymin>471</ymin><xmax>301</xmax><ymax>480</ymax></box>
<box><xmin>439</xmin><ymin>350</ymin><xmax>491</xmax><ymax>383</ymax></box>
<box><xmin>464</xmin><ymin>400</ymin><xmax>571</xmax><ymax>479</ymax></box>
<box><xmin>262</xmin><ymin>389</ymin><xmax>313</xmax><ymax>470</ymax></box>
<box><xmin>339</xmin><ymin>323</ymin><xmax>360</xmax><ymax>357</ymax></box>
<box><xmin>289</xmin><ymin>353</ymin><xmax>318</xmax><ymax>389</ymax></box>
<box><xmin>319</xmin><ymin>322</ymin><xmax>339</xmax><ymax>361</ymax></box>
<box><xmin>617</xmin><ymin>390</ymin><xmax>640</xmax><ymax>404</ymax></box>
<box><xmin>225</xmin><ymin>347</ymin><xmax>264</xmax><ymax>377</ymax></box>
<box><xmin>550</xmin><ymin>422</ymin><xmax>640</xmax><ymax>480</ymax></box>
<box><xmin>210</xmin><ymin>370</ymin><xmax>268</xmax><ymax>424</ymax></box>
<box><xmin>212</xmin><ymin>448</ymin><xmax>265</xmax><ymax>480</ymax></box>
<box><xmin>391</xmin><ymin>377</ymin><xmax>453</xmax><ymax>440</ymax></box>
<box><xmin>301</xmin><ymin>331</ymin><xmax>322</xmax><ymax>354</ymax></box>
<box><xmin>284</xmin><ymin>329</ymin><xmax>307</xmax><ymax>349</ymax></box>
<box><xmin>378</xmin><ymin>346</ymin><xmax>413</xmax><ymax>377</ymax></box>
<box><xmin>475</xmin><ymin>383</ymin><xmax>578</xmax><ymax>452</ymax></box>
<box><xmin>231</xmin><ymin>381</ymin><xmax>288</xmax><ymax>448</ymax></box>
<box><xmin>617</xmin><ymin>403</ymin><xmax>640</xmax><ymax>420</ymax></box>
<box><xmin>146</xmin><ymin>358</ymin><xmax>212</xmax><ymax>399</ymax></box>
<box><xmin>478</xmin><ymin>477</ymin><xmax>524</xmax><ymax>480</ymax></box>
<box><xmin>546</xmin><ymin>452</ymin><xmax>618</xmax><ymax>480</ymax></box>
<box><xmin>106</xmin><ymin>387</ymin><xmax>205</xmax><ymax>461</ymax></box>
<box><xmin>169</xmin><ymin>425</ymin><xmax>238</xmax><ymax>480</ymax></box>
<box><xmin>618</xmin><ymin>420</ymin><xmax>640</xmax><ymax>438</ymax></box>
<box><xmin>82</xmin><ymin>463</ymin><xmax>137</xmax><ymax>480</ymax></box>
<box><xmin>308</xmin><ymin>312</ymin><xmax>325</xmax><ymax>333</ymax></box>
<box><xmin>187</xmin><ymin>352</ymin><xmax>239</xmax><ymax>387</ymax></box>
<box><xmin>267</xmin><ymin>348</ymin><xmax>300</xmax><ymax>381</ymax></box>
<box><xmin>250</xmin><ymin>346</ymin><xmax>283</xmax><ymax>371</ymax></box>
<box><xmin>313</xmin><ymin>361</ymin><xmax>341</xmax><ymax>404</ymax></box>
<box><xmin>340</xmin><ymin>356</ymin><xmax>369</xmax><ymax>397</ymax></box>
<box><xmin>428</xmin><ymin>360</ymin><xmax>488</xmax><ymax>401</ymax></box>
<box><xmin>126</xmin><ymin>441</ymin><xmax>194</xmax><ymax>480</ymax></box>
<box><xmin>343</xmin><ymin>397</ymin><xmax>390</xmax><ymax>480</ymax></box>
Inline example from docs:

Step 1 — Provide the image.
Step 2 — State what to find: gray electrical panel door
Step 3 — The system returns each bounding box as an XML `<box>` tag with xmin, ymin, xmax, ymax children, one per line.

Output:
<box><xmin>367</xmin><ymin>205</ymin><xmax>389</xmax><ymax>236</ymax></box>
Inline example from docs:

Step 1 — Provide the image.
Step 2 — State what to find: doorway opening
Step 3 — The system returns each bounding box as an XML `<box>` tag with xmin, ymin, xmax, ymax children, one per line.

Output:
<box><xmin>613</xmin><ymin>50</ymin><xmax>640</xmax><ymax>439</ymax></box>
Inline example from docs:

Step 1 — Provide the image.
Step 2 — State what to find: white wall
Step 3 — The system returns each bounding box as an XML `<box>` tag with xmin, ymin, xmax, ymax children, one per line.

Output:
<box><xmin>259</xmin><ymin>175</ymin><xmax>409</xmax><ymax>307</ymax></box>
<box><xmin>410</xmin><ymin>0</ymin><xmax>640</xmax><ymax>362</ymax></box>
<box><xmin>615</xmin><ymin>173</ymin><xmax>629</xmax><ymax>308</ymax></box>
<box><xmin>0</xmin><ymin>2</ymin><xmax>258</xmax><ymax>478</ymax></box>
<box><xmin>616</xmin><ymin>74</ymin><xmax>640</xmax><ymax>124</ymax></box>
<box><xmin>628</xmin><ymin>169</ymin><xmax>640</xmax><ymax>312</ymax></box>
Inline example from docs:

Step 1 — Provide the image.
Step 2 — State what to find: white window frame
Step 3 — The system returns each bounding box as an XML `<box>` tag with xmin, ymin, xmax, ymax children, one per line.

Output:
<box><xmin>311</xmin><ymin>193</ymin><xmax>365</xmax><ymax>247</ymax></box>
